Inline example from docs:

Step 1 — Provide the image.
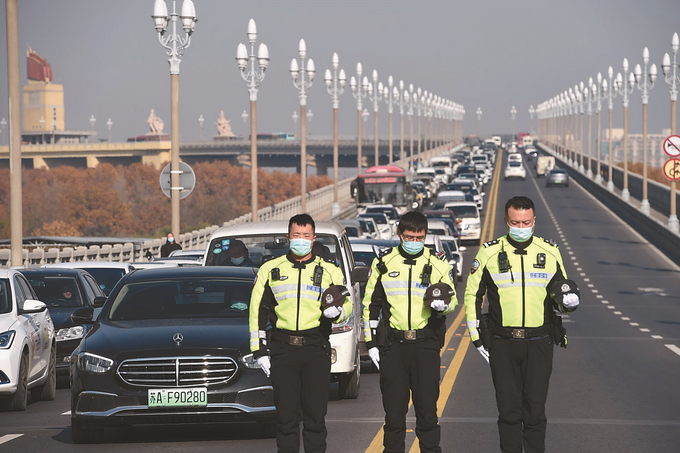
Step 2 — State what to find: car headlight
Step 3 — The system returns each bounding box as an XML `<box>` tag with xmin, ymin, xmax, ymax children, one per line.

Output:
<box><xmin>56</xmin><ymin>326</ymin><xmax>85</xmax><ymax>342</ymax></box>
<box><xmin>470</xmin><ymin>222</ymin><xmax>481</xmax><ymax>229</ymax></box>
<box><xmin>0</xmin><ymin>330</ymin><xmax>16</xmax><ymax>349</ymax></box>
<box><xmin>240</xmin><ymin>353</ymin><xmax>261</xmax><ymax>370</ymax></box>
<box><xmin>77</xmin><ymin>352</ymin><xmax>113</xmax><ymax>373</ymax></box>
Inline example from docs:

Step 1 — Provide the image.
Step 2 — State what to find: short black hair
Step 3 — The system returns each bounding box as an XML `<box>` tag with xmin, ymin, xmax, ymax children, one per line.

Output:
<box><xmin>398</xmin><ymin>211</ymin><xmax>428</xmax><ymax>234</ymax></box>
<box><xmin>505</xmin><ymin>196</ymin><xmax>535</xmax><ymax>217</ymax></box>
<box><xmin>289</xmin><ymin>213</ymin><xmax>315</xmax><ymax>233</ymax></box>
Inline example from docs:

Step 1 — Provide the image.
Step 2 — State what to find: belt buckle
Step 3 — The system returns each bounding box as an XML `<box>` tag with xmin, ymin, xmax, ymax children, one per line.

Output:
<box><xmin>290</xmin><ymin>336</ymin><xmax>304</xmax><ymax>346</ymax></box>
<box><xmin>404</xmin><ymin>330</ymin><xmax>417</xmax><ymax>340</ymax></box>
<box><xmin>512</xmin><ymin>329</ymin><xmax>526</xmax><ymax>339</ymax></box>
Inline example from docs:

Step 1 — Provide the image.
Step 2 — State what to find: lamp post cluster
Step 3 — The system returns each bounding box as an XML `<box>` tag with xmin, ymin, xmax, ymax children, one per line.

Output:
<box><xmin>536</xmin><ymin>37</ymin><xmax>680</xmax><ymax>234</ymax></box>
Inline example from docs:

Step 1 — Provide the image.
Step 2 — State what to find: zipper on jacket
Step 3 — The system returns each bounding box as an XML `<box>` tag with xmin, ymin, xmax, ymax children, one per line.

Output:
<box><xmin>408</xmin><ymin>265</ymin><xmax>412</xmax><ymax>330</ymax></box>
<box><xmin>296</xmin><ymin>267</ymin><xmax>302</xmax><ymax>331</ymax></box>
<box><xmin>520</xmin><ymin>255</ymin><xmax>525</xmax><ymax>327</ymax></box>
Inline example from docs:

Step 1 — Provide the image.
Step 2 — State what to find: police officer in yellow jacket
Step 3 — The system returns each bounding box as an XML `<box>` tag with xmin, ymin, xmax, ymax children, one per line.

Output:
<box><xmin>363</xmin><ymin>211</ymin><xmax>456</xmax><ymax>453</ymax></box>
<box><xmin>249</xmin><ymin>214</ymin><xmax>352</xmax><ymax>453</ymax></box>
<box><xmin>464</xmin><ymin>196</ymin><xmax>579</xmax><ymax>453</ymax></box>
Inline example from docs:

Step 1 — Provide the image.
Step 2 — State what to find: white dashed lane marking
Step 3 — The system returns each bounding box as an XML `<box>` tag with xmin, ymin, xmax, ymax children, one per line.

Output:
<box><xmin>665</xmin><ymin>344</ymin><xmax>680</xmax><ymax>356</ymax></box>
<box><xmin>0</xmin><ymin>435</ymin><xmax>24</xmax><ymax>445</ymax></box>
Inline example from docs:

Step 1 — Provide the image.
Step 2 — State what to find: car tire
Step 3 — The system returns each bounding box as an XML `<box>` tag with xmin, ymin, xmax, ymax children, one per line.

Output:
<box><xmin>258</xmin><ymin>422</ymin><xmax>277</xmax><ymax>439</ymax></box>
<box><xmin>337</xmin><ymin>358</ymin><xmax>360</xmax><ymax>399</ymax></box>
<box><xmin>71</xmin><ymin>419</ymin><xmax>105</xmax><ymax>444</ymax></box>
<box><xmin>31</xmin><ymin>344</ymin><xmax>57</xmax><ymax>401</ymax></box>
<box><xmin>0</xmin><ymin>352</ymin><xmax>28</xmax><ymax>411</ymax></box>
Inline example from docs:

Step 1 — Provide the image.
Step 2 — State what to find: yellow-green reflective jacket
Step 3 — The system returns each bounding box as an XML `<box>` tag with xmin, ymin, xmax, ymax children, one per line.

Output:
<box><xmin>463</xmin><ymin>235</ymin><xmax>566</xmax><ymax>344</ymax></box>
<box><xmin>249</xmin><ymin>253</ymin><xmax>350</xmax><ymax>354</ymax></box>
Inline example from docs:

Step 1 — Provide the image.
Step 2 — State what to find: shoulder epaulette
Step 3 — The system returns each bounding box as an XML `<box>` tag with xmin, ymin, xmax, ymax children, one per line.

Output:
<box><xmin>377</xmin><ymin>246</ymin><xmax>393</xmax><ymax>258</ymax></box>
<box><xmin>543</xmin><ymin>238</ymin><xmax>559</xmax><ymax>248</ymax></box>
<box><xmin>483</xmin><ymin>239</ymin><xmax>499</xmax><ymax>248</ymax></box>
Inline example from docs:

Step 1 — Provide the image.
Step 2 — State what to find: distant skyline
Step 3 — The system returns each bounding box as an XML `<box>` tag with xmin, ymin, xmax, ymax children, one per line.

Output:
<box><xmin>2</xmin><ymin>0</ymin><xmax>680</xmax><ymax>143</ymax></box>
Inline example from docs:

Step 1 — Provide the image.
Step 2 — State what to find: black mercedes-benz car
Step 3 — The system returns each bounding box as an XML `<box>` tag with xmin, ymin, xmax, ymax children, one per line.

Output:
<box><xmin>69</xmin><ymin>266</ymin><xmax>275</xmax><ymax>443</ymax></box>
<box><xmin>20</xmin><ymin>268</ymin><xmax>107</xmax><ymax>376</ymax></box>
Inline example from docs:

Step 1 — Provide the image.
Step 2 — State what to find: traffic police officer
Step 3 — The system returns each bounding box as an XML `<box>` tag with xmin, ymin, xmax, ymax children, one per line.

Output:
<box><xmin>249</xmin><ymin>214</ymin><xmax>351</xmax><ymax>453</ymax></box>
<box><xmin>363</xmin><ymin>211</ymin><xmax>456</xmax><ymax>453</ymax></box>
<box><xmin>464</xmin><ymin>196</ymin><xmax>579</xmax><ymax>453</ymax></box>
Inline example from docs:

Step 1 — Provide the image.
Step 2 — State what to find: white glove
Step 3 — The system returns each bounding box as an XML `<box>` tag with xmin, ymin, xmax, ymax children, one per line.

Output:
<box><xmin>323</xmin><ymin>306</ymin><xmax>342</xmax><ymax>319</ymax></box>
<box><xmin>256</xmin><ymin>356</ymin><xmax>271</xmax><ymax>377</ymax></box>
<box><xmin>562</xmin><ymin>293</ymin><xmax>579</xmax><ymax>310</ymax></box>
<box><xmin>430</xmin><ymin>299</ymin><xmax>448</xmax><ymax>312</ymax></box>
<box><xmin>477</xmin><ymin>346</ymin><xmax>490</xmax><ymax>364</ymax></box>
<box><xmin>368</xmin><ymin>347</ymin><xmax>380</xmax><ymax>370</ymax></box>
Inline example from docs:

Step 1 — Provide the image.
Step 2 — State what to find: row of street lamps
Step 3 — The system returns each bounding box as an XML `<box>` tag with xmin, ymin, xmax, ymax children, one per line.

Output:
<box><xmin>536</xmin><ymin>33</ymin><xmax>680</xmax><ymax>234</ymax></box>
<box><xmin>151</xmin><ymin>1</ymin><xmax>464</xmax><ymax>230</ymax></box>
<box><xmin>86</xmin><ymin>115</ymin><xmax>113</xmax><ymax>143</ymax></box>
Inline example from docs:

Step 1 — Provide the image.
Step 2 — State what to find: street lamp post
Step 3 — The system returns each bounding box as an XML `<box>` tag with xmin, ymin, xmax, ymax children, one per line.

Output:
<box><xmin>529</xmin><ymin>105</ymin><xmax>535</xmax><ymax>136</ymax></box>
<box><xmin>406</xmin><ymin>85</ymin><xmax>414</xmax><ymax>169</ymax></box>
<box><xmin>510</xmin><ymin>105</ymin><xmax>517</xmax><ymax>140</ymax></box>
<box><xmin>290</xmin><ymin>38</ymin><xmax>315</xmax><ymax>213</ymax></box>
<box><xmin>602</xmin><ymin>66</ymin><xmax>618</xmax><ymax>191</ymax></box>
<box><xmin>585</xmin><ymin>79</ymin><xmax>594</xmax><ymax>178</ymax></box>
<box><xmin>383</xmin><ymin>76</ymin><xmax>395</xmax><ymax>164</ymax></box>
<box><xmin>395</xmin><ymin>80</ymin><xmax>406</xmax><ymax>164</ymax></box>
<box><xmin>350</xmin><ymin>63</ymin><xmax>368</xmax><ymax>176</ymax></box>
<box><xmin>198</xmin><ymin>114</ymin><xmax>204</xmax><ymax>141</ymax></box>
<box><xmin>577</xmin><ymin>84</ymin><xmax>584</xmax><ymax>172</ymax></box>
<box><xmin>324</xmin><ymin>52</ymin><xmax>346</xmax><ymax>216</ymax></box>
<box><xmin>476</xmin><ymin>107</ymin><xmax>482</xmax><ymax>137</ymax></box>
<box><xmin>89</xmin><ymin>114</ymin><xmax>96</xmax><ymax>144</ymax></box>
<box><xmin>107</xmin><ymin>118</ymin><xmax>113</xmax><ymax>143</ymax></box>
<box><xmin>662</xmin><ymin>32</ymin><xmax>680</xmax><ymax>233</ymax></box>
<box><xmin>634</xmin><ymin>47</ymin><xmax>658</xmax><ymax>215</ymax></box>
<box><xmin>616</xmin><ymin>59</ymin><xmax>635</xmax><ymax>202</ymax></box>
<box><xmin>241</xmin><ymin>110</ymin><xmax>248</xmax><ymax>138</ymax></box>
<box><xmin>416</xmin><ymin>88</ymin><xmax>422</xmax><ymax>163</ymax></box>
<box><xmin>152</xmin><ymin>0</ymin><xmax>197</xmax><ymax>238</ymax></box>
<box><xmin>367</xmin><ymin>70</ymin><xmax>382</xmax><ymax>166</ymax></box>
<box><xmin>236</xmin><ymin>18</ymin><xmax>269</xmax><ymax>221</ymax></box>
<box><xmin>595</xmin><ymin>73</ymin><xmax>603</xmax><ymax>182</ymax></box>
<box><xmin>0</xmin><ymin>118</ymin><xmax>6</xmax><ymax>146</ymax></box>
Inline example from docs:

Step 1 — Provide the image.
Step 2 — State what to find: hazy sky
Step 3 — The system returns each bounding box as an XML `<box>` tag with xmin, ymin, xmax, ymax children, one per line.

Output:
<box><xmin>2</xmin><ymin>0</ymin><xmax>680</xmax><ymax>143</ymax></box>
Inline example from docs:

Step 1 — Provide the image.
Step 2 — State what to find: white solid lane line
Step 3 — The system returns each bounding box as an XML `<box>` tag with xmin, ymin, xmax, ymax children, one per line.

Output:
<box><xmin>0</xmin><ymin>434</ymin><xmax>24</xmax><ymax>445</ymax></box>
<box><xmin>665</xmin><ymin>344</ymin><xmax>680</xmax><ymax>356</ymax></box>
<box><xmin>62</xmin><ymin>410</ymin><xmax>71</xmax><ymax>415</ymax></box>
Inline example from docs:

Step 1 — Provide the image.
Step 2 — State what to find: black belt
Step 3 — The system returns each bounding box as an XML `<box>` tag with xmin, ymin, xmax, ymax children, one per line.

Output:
<box><xmin>387</xmin><ymin>327</ymin><xmax>433</xmax><ymax>341</ymax></box>
<box><xmin>492</xmin><ymin>325</ymin><xmax>551</xmax><ymax>340</ymax></box>
<box><xmin>271</xmin><ymin>331</ymin><xmax>323</xmax><ymax>347</ymax></box>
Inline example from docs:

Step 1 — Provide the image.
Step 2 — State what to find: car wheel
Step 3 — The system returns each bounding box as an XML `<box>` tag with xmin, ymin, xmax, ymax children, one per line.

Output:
<box><xmin>0</xmin><ymin>352</ymin><xmax>28</xmax><ymax>411</ymax></box>
<box><xmin>337</xmin><ymin>357</ymin><xmax>360</xmax><ymax>399</ymax></box>
<box><xmin>71</xmin><ymin>419</ymin><xmax>105</xmax><ymax>444</ymax></box>
<box><xmin>31</xmin><ymin>344</ymin><xmax>57</xmax><ymax>401</ymax></box>
<box><xmin>258</xmin><ymin>422</ymin><xmax>277</xmax><ymax>439</ymax></box>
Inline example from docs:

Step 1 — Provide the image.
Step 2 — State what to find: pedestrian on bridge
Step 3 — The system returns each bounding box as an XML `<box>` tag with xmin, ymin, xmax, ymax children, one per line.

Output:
<box><xmin>249</xmin><ymin>214</ymin><xmax>351</xmax><ymax>453</ymax></box>
<box><xmin>464</xmin><ymin>196</ymin><xmax>580</xmax><ymax>453</ymax></box>
<box><xmin>362</xmin><ymin>211</ymin><xmax>457</xmax><ymax>453</ymax></box>
<box><xmin>160</xmin><ymin>232</ymin><xmax>182</xmax><ymax>257</ymax></box>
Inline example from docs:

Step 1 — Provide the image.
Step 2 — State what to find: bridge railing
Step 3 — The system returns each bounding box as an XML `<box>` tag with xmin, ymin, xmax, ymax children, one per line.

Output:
<box><xmin>0</xmin><ymin>142</ymin><xmax>458</xmax><ymax>268</ymax></box>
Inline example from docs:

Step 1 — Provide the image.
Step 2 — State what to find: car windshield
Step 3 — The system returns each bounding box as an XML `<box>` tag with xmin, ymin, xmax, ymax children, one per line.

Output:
<box><xmin>107</xmin><ymin>278</ymin><xmax>254</xmax><ymax>321</ymax></box>
<box><xmin>551</xmin><ymin>169</ymin><xmax>567</xmax><ymax>174</ymax></box>
<box><xmin>448</xmin><ymin>205</ymin><xmax>478</xmax><ymax>218</ymax></box>
<box><xmin>352</xmin><ymin>251</ymin><xmax>377</xmax><ymax>267</ymax></box>
<box><xmin>205</xmin><ymin>234</ymin><xmax>344</xmax><ymax>270</ymax></box>
<box><xmin>26</xmin><ymin>276</ymin><xmax>84</xmax><ymax>308</ymax></box>
<box><xmin>361</xmin><ymin>214</ymin><xmax>388</xmax><ymax>225</ymax></box>
<box><xmin>366</xmin><ymin>207</ymin><xmax>398</xmax><ymax>220</ymax></box>
<box><xmin>80</xmin><ymin>268</ymin><xmax>126</xmax><ymax>296</ymax></box>
<box><xmin>0</xmin><ymin>279</ymin><xmax>10</xmax><ymax>314</ymax></box>
<box><xmin>509</xmin><ymin>162</ymin><xmax>522</xmax><ymax>167</ymax></box>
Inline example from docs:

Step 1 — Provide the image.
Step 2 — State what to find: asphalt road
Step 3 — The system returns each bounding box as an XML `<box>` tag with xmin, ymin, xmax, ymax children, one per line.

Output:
<box><xmin>2</xmin><ymin>150</ymin><xmax>679</xmax><ymax>452</ymax></box>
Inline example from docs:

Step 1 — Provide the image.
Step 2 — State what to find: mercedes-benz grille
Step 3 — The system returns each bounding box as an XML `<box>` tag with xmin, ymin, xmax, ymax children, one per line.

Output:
<box><xmin>117</xmin><ymin>356</ymin><xmax>238</xmax><ymax>387</ymax></box>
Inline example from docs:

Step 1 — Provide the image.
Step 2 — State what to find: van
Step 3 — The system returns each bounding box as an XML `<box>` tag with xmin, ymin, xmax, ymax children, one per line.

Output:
<box><xmin>203</xmin><ymin>221</ymin><xmax>370</xmax><ymax>399</ymax></box>
<box><xmin>536</xmin><ymin>156</ymin><xmax>555</xmax><ymax>177</ymax></box>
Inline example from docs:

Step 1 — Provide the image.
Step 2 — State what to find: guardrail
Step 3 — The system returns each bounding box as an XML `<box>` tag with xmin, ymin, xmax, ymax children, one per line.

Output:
<box><xmin>0</xmin><ymin>142</ymin><xmax>459</xmax><ymax>268</ymax></box>
<box><xmin>538</xmin><ymin>142</ymin><xmax>680</xmax><ymax>266</ymax></box>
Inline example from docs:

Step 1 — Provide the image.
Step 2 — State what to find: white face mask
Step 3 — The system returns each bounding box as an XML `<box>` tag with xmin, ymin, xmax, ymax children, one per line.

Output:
<box><xmin>231</xmin><ymin>256</ymin><xmax>245</xmax><ymax>265</ymax></box>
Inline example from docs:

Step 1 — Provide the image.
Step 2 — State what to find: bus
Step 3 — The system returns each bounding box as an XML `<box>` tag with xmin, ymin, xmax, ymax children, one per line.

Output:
<box><xmin>353</xmin><ymin>165</ymin><xmax>415</xmax><ymax>215</ymax></box>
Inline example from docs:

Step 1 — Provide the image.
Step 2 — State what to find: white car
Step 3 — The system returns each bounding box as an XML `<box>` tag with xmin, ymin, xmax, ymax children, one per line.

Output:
<box><xmin>504</xmin><ymin>161</ymin><xmax>527</xmax><ymax>180</ymax></box>
<box><xmin>444</xmin><ymin>202</ymin><xmax>481</xmax><ymax>244</ymax></box>
<box><xmin>0</xmin><ymin>269</ymin><xmax>56</xmax><ymax>411</ymax></box>
<box><xmin>203</xmin><ymin>221</ymin><xmax>369</xmax><ymax>399</ymax></box>
<box><xmin>439</xmin><ymin>235</ymin><xmax>466</xmax><ymax>281</ymax></box>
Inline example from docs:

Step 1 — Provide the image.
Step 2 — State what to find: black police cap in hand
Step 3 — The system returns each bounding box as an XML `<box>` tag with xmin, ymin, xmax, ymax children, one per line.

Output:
<box><xmin>423</xmin><ymin>282</ymin><xmax>454</xmax><ymax>306</ymax></box>
<box><xmin>550</xmin><ymin>279</ymin><xmax>579</xmax><ymax>304</ymax></box>
<box><xmin>322</xmin><ymin>285</ymin><xmax>350</xmax><ymax>309</ymax></box>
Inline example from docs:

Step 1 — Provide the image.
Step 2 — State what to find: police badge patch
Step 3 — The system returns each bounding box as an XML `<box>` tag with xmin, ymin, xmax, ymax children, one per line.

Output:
<box><xmin>388</xmin><ymin>271</ymin><xmax>400</xmax><ymax>278</ymax></box>
<box><xmin>470</xmin><ymin>258</ymin><xmax>480</xmax><ymax>274</ymax></box>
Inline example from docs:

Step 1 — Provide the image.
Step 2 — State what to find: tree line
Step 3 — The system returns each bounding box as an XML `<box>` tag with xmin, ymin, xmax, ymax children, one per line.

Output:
<box><xmin>0</xmin><ymin>162</ymin><xmax>332</xmax><ymax>239</ymax></box>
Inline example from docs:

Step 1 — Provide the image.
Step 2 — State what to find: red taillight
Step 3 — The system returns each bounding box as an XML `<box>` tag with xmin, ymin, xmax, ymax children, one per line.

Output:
<box><xmin>332</xmin><ymin>325</ymin><xmax>353</xmax><ymax>334</ymax></box>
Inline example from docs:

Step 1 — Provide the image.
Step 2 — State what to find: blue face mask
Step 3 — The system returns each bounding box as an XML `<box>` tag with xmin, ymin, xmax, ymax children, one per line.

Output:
<box><xmin>168</xmin><ymin>237</ymin><xmax>174</xmax><ymax>243</ymax></box>
<box><xmin>507</xmin><ymin>224</ymin><xmax>533</xmax><ymax>242</ymax></box>
<box><xmin>290</xmin><ymin>238</ymin><xmax>313</xmax><ymax>256</ymax></box>
<box><xmin>402</xmin><ymin>240</ymin><xmax>425</xmax><ymax>255</ymax></box>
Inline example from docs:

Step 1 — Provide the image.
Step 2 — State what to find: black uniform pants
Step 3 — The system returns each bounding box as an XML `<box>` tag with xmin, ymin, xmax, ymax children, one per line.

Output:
<box><xmin>270</xmin><ymin>338</ymin><xmax>331</xmax><ymax>453</ymax></box>
<box><xmin>489</xmin><ymin>336</ymin><xmax>553</xmax><ymax>453</ymax></box>
<box><xmin>380</xmin><ymin>337</ymin><xmax>442</xmax><ymax>453</ymax></box>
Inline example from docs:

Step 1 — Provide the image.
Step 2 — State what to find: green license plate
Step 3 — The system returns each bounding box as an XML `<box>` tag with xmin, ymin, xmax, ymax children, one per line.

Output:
<box><xmin>148</xmin><ymin>387</ymin><xmax>207</xmax><ymax>408</ymax></box>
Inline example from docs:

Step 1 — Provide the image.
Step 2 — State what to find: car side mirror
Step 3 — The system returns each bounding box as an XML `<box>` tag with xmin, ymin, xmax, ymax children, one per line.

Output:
<box><xmin>19</xmin><ymin>299</ymin><xmax>47</xmax><ymax>314</ymax></box>
<box><xmin>351</xmin><ymin>265</ymin><xmax>371</xmax><ymax>283</ymax></box>
<box><xmin>71</xmin><ymin>306</ymin><xmax>95</xmax><ymax>325</ymax></box>
<box><xmin>93</xmin><ymin>296</ymin><xmax>107</xmax><ymax>308</ymax></box>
